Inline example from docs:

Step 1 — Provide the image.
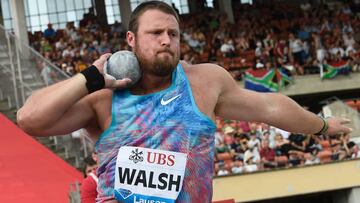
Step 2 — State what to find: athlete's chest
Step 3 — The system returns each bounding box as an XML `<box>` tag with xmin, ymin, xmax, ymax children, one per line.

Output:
<box><xmin>96</xmin><ymin>70</ymin><xmax>217</xmax><ymax>133</ymax></box>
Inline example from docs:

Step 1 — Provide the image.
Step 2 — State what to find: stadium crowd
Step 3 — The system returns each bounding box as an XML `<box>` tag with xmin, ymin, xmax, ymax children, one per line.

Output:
<box><xmin>25</xmin><ymin>1</ymin><xmax>360</xmax><ymax>177</ymax></box>
<box><xmin>213</xmin><ymin>118</ymin><xmax>358</xmax><ymax>176</ymax></box>
<box><xmin>29</xmin><ymin>0</ymin><xmax>360</xmax><ymax>82</ymax></box>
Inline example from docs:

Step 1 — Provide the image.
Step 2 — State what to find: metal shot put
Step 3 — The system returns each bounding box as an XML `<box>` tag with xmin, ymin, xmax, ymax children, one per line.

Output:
<box><xmin>105</xmin><ymin>51</ymin><xmax>141</xmax><ymax>85</ymax></box>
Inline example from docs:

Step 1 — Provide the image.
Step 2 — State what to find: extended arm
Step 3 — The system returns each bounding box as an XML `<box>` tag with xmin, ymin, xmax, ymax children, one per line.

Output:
<box><xmin>214</xmin><ymin>66</ymin><xmax>351</xmax><ymax>136</ymax></box>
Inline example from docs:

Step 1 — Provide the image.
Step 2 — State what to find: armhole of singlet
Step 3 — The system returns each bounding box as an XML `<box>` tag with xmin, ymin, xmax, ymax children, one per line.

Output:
<box><xmin>95</xmin><ymin>91</ymin><xmax>117</xmax><ymax>148</ymax></box>
<box><xmin>179</xmin><ymin>64</ymin><xmax>216</xmax><ymax>129</ymax></box>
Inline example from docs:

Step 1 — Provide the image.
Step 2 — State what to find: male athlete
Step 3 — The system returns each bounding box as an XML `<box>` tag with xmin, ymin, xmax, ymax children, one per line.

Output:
<box><xmin>17</xmin><ymin>1</ymin><xmax>352</xmax><ymax>202</ymax></box>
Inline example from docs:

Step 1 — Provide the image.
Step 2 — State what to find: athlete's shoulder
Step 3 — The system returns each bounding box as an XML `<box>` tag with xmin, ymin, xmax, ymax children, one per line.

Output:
<box><xmin>180</xmin><ymin>61</ymin><xmax>232</xmax><ymax>85</ymax></box>
<box><xmin>180</xmin><ymin>61</ymin><xmax>232</xmax><ymax>98</ymax></box>
<box><xmin>180</xmin><ymin>61</ymin><xmax>229</xmax><ymax>77</ymax></box>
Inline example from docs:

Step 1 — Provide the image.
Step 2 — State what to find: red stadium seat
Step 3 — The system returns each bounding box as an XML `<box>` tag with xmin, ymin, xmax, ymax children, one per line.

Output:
<box><xmin>223</xmin><ymin>57</ymin><xmax>233</xmax><ymax>70</ymax></box>
<box><xmin>199</xmin><ymin>52</ymin><xmax>209</xmax><ymax>63</ymax></box>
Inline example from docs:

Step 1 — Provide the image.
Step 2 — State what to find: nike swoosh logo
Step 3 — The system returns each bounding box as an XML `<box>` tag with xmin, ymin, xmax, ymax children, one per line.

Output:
<box><xmin>161</xmin><ymin>94</ymin><xmax>181</xmax><ymax>105</ymax></box>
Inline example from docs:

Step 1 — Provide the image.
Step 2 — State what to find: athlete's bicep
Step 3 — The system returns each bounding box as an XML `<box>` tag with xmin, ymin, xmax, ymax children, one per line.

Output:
<box><xmin>214</xmin><ymin>69</ymin><xmax>272</xmax><ymax>122</ymax></box>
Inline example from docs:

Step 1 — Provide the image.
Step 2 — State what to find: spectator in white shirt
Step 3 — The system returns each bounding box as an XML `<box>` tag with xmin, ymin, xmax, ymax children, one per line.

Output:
<box><xmin>217</xmin><ymin>163</ymin><xmax>230</xmax><ymax>176</ymax></box>
<box><xmin>220</xmin><ymin>38</ymin><xmax>236</xmax><ymax>57</ymax></box>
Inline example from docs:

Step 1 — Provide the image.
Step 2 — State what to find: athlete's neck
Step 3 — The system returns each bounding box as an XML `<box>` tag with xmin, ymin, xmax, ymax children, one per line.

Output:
<box><xmin>130</xmin><ymin>73</ymin><xmax>172</xmax><ymax>95</ymax></box>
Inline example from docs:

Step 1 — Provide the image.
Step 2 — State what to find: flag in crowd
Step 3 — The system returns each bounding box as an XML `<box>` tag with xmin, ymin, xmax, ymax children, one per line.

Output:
<box><xmin>321</xmin><ymin>61</ymin><xmax>351</xmax><ymax>79</ymax></box>
<box><xmin>244</xmin><ymin>68</ymin><xmax>293</xmax><ymax>92</ymax></box>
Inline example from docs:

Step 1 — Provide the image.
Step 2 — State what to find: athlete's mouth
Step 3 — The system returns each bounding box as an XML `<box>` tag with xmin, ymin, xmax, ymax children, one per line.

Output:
<box><xmin>157</xmin><ymin>49</ymin><xmax>173</xmax><ymax>56</ymax></box>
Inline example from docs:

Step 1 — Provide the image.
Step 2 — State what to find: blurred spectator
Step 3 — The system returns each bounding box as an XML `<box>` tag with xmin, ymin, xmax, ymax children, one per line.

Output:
<box><xmin>237</xmin><ymin>121</ymin><xmax>250</xmax><ymax>133</ymax></box>
<box><xmin>274</xmin><ymin>133</ymin><xmax>290</xmax><ymax>156</ymax></box>
<box><xmin>81</xmin><ymin>152</ymin><xmax>98</xmax><ymax>203</ymax></box>
<box><xmin>40</xmin><ymin>64</ymin><xmax>55</xmax><ymax>85</ymax></box>
<box><xmin>80</xmin><ymin>7</ymin><xmax>96</xmax><ymax>27</ymax></box>
<box><xmin>300</xmin><ymin>0</ymin><xmax>311</xmax><ymax>13</ymax></box>
<box><xmin>332</xmin><ymin>134</ymin><xmax>358</xmax><ymax>161</ymax></box>
<box><xmin>40</xmin><ymin>52</ymin><xmax>56</xmax><ymax>85</ymax></box>
<box><xmin>342</xmin><ymin>21</ymin><xmax>353</xmax><ymax>34</ymax></box>
<box><xmin>215</xmin><ymin>120</ymin><xmax>224</xmax><ymax>147</ymax></box>
<box><xmin>343</xmin><ymin>31</ymin><xmax>356</xmax><ymax>51</ymax></box>
<box><xmin>220</xmin><ymin>37</ymin><xmax>236</xmax><ymax>57</ymax></box>
<box><xmin>223</xmin><ymin>126</ymin><xmax>235</xmax><ymax>145</ymax></box>
<box><xmin>40</xmin><ymin>38</ymin><xmax>52</xmax><ymax>53</ymax></box>
<box><xmin>274</xmin><ymin>127</ymin><xmax>290</xmax><ymax>140</ymax></box>
<box><xmin>274</xmin><ymin>38</ymin><xmax>288</xmax><ymax>63</ymax></box>
<box><xmin>255</xmin><ymin>41</ymin><xmax>263</xmax><ymax>58</ymax></box>
<box><xmin>288</xmin><ymin>133</ymin><xmax>307</xmax><ymax>166</ymax></box>
<box><xmin>243</xmin><ymin>144</ymin><xmax>260</xmax><ymax>172</ymax></box>
<box><xmin>289</xmin><ymin>33</ymin><xmax>305</xmax><ymax>74</ymax></box>
<box><xmin>216</xmin><ymin>139</ymin><xmax>230</xmax><ymax>154</ymax></box>
<box><xmin>260</xmin><ymin>139</ymin><xmax>277</xmax><ymax>169</ymax></box>
<box><xmin>263</xmin><ymin>33</ymin><xmax>275</xmax><ymax>59</ymax></box>
<box><xmin>182</xmin><ymin>29</ymin><xmax>202</xmax><ymax>52</ymax></box>
<box><xmin>255</xmin><ymin>58</ymin><xmax>264</xmax><ymax>69</ymax></box>
<box><xmin>329</xmin><ymin>41</ymin><xmax>345</xmax><ymax>58</ymax></box>
<box><xmin>43</xmin><ymin>23</ymin><xmax>56</xmax><ymax>41</ymax></box>
<box><xmin>230</xmin><ymin>133</ymin><xmax>248</xmax><ymax>162</ymax></box>
<box><xmin>304</xmin><ymin>147</ymin><xmax>320</xmax><ymax>165</ymax></box>
<box><xmin>231</xmin><ymin>161</ymin><xmax>244</xmax><ymax>174</ymax></box>
<box><xmin>248</xmin><ymin>132</ymin><xmax>260</xmax><ymax>150</ymax></box>
<box><xmin>111</xmin><ymin>21</ymin><xmax>123</xmax><ymax>34</ymax></box>
<box><xmin>235</xmin><ymin>33</ymin><xmax>249</xmax><ymax>51</ymax></box>
<box><xmin>217</xmin><ymin>163</ymin><xmax>230</xmax><ymax>176</ymax></box>
<box><xmin>62</xmin><ymin>45</ymin><xmax>75</xmax><ymax>58</ymax></box>
<box><xmin>55</xmin><ymin>38</ymin><xmax>67</xmax><ymax>51</ymax></box>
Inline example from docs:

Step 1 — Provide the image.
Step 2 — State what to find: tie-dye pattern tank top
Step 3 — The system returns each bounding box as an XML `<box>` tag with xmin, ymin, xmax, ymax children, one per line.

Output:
<box><xmin>95</xmin><ymin>63</ymin><xmax>216</xmax><ymax>202</ymax></box>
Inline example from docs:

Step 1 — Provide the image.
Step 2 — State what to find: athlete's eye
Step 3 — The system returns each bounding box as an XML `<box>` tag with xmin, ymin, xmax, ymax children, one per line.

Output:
<box><xmin>170</xmin><ymin>32</ymin><xmax>178</xmax><ymax>37</ymax></box>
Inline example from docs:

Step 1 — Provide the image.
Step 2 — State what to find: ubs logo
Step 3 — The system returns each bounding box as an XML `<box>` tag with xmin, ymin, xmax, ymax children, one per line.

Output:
<box><xmin>129</xmin><ymin>148</ymin><xmax>144</xmax><ymax>164</ymax></box>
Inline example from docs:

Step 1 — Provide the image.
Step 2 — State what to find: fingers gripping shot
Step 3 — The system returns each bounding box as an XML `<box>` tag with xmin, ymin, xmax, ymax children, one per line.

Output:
<box><xmin>17</xmin><ymin>1</ymin><xmax>353</xmax><ymax>203</ymax></box>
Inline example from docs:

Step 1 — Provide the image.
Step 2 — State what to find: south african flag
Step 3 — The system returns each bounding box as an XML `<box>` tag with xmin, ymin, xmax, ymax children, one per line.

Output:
<box><xmin>244</xmin><ymin>68</ymin><xmax>293</xmax><ymax>92</ymax></box>
<box><xmin>321</xmin><ymin>61</ymin><xmax>351</xmax><ymax>79</ymax></box>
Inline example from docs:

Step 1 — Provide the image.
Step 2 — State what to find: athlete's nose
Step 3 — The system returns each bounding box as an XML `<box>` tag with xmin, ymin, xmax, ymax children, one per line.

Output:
<box><xmin>160</xmin><ymin>33</ymin><xmax>171</xmax><ymax>47</ymax></box>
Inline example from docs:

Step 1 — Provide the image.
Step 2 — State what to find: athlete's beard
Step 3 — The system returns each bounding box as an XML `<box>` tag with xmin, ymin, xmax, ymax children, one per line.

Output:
<box><xmin>134</xmin><ymin>42</ymin><xmax>179</xmax><ymax>77</ymax></box>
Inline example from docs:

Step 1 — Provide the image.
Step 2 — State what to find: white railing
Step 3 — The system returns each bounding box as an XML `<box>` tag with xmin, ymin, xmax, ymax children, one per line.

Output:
<box><xmin>68</xmin><ymin>181</ymin><xmax>81</xmax><ymax>203</ymax></box>
<box><xmin>0</xmin><ymin>24</ymin><xmax>70</xmax><ymax>109</ymax></box>
<box><xmin>0</xmin><ymin>25</ymin><xmax>94</xmax><ymax>185</ymax></box>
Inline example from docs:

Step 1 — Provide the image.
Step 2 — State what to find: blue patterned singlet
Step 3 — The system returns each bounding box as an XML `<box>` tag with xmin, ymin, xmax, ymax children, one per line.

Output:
<box><xmin>95</xmin><ymin>63</ymin><xmax>216</xmax><ymax>202</ymax></box>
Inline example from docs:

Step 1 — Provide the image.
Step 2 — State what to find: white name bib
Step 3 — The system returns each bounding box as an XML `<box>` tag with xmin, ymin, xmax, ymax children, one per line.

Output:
<box><xmin>114</xmin><ymin>146</ymin><xmax>187</xmax><ymax>203</ymax></box>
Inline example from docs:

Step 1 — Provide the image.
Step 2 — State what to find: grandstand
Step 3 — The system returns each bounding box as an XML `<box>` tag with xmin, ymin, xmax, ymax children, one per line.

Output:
<box><xmin>1</xmin><ymin>0</ymin><xmax>360</xmax><ymax>202</ymax></box>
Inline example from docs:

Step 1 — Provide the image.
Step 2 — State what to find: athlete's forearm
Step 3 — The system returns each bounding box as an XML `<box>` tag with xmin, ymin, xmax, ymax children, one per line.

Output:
<box><xmin>261</xmin><ymin>93</ymin><xmax>324</xmax><ymax>135</ymax></box>
<box><xmin>17</xmin><ymin>74</ymin><xmax>88</xmax><ymax>130</ymax></box>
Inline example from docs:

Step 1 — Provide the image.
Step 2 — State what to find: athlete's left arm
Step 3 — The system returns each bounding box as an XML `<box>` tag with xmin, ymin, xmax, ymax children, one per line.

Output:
<box><xmin>212</xmin><ymin>65</ymin><xmax>351</xmax><ymax>136</ymax></box>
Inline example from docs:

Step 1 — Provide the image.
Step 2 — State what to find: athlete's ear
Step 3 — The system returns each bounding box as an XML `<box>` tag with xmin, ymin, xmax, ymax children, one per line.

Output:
<box><xmin>127</xmin><ymin>31</ymin><xmax>136</xmax><ymax>48</ymax></box>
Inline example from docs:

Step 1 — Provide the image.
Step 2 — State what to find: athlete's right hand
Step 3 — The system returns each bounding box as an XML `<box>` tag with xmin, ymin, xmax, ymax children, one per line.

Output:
<box><xmin>92</xmin><ymin>53</ymin><xmax>132</xmax><ymax>89</ymax></box>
